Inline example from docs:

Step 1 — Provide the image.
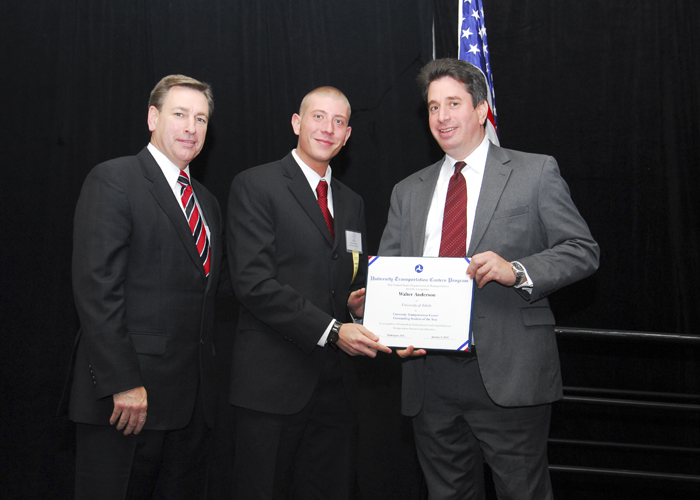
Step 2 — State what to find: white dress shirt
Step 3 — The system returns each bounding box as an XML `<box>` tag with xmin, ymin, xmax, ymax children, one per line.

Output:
<box><xmin>292</xmin><ymin>149</ymin><xmax>335</xmax><ymax>217</ymax></box>
<box><xmin>147</xmin><ymin>143</ymin><xmax>211</xmax><ymax>242</ymax></box>
<box><xmin>423</xmin><ymin>137</ymin><xmax>491</xmax><ymax>257</ymax></box>
<box><xmin>291</xmin><ymin>149</ymin><xmax>338</xmax><ymax>346</ymax></box>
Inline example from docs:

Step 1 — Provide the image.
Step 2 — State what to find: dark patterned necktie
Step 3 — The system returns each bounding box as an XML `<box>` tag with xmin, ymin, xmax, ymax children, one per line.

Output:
<box><xmin>439</xmin><ymin>161</ymin><xmax>467</xmax><ymax>257</ymax></box>
<box><xmin>177</xmin><ymin>171</ymin><xmax>211</xmax><ymax>277</ymax></box>
<box><xmin>316</xmin><ymin>180</ymin><xmax>334</xmax><ymax>241</ymax></box>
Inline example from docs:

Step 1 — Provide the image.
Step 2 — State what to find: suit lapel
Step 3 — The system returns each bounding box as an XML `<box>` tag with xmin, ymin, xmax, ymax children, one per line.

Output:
<box><xmin>138</xmin><ymin>148</ymin><xmax>207</xmax><ymax>278</ymax></box>
<box><xmin>331</xmin><ymin>179</ymin><xmax>345</xmax><ymax>252</ymax></box>
<box><xmin>468</xmin><ymin>145</ymin><xmax>512</xmax><ymax>255</ymax></box>
<box><xmin>284</xmin><ymin>155</ymin><xmax>335</xmax><ymax>246</ymax></box>
<box><xmin>193</xmin><ymin>178</ymin><xmax>219</xmax><ymax>287</ymax></box>
<box><xmin>410</xmin><ymin>159</ymin><xmax>444</xmax><ymax>255</ymax></box>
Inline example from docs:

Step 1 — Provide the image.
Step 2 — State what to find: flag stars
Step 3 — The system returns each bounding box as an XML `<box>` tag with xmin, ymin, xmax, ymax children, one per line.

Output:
<box><xmin>468</xmin><ymin>44</ymin><xmax>481</xmax><ymax>55</ymax></box>
<box><xmin>462</xmin><ymin>27</ymin><xmax>473</xmax><ymax>39</ymax></box>
<box><xmin>471</xmin><ymin>9</ymin><xmax>480</xmax><ymax>21</ymax></box>
<box><xmin>479</xmin><ymin>26</ymin><xmax>487</xmax><ymax>38</ymax></box>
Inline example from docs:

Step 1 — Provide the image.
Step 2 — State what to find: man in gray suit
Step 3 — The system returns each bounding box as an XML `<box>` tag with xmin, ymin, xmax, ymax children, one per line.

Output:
<box><xmin>378</xmin><ymin>59</ymin><xmax>600</xmax><ymax>499</ymax></box>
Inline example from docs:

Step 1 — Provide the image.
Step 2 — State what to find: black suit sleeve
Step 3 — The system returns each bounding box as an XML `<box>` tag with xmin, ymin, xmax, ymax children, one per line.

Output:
<box><xmin>72</xmin><ymin>163</ymin><xmax>142</xmax><ymax>399</ymax></box>
<box><xmin>227</xmin><ymin>171</ymin><xmax>334</xmax><ymax>354</ymax></box>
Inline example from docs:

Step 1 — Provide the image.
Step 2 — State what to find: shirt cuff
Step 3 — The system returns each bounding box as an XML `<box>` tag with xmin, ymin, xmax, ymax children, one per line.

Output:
<box><xmin>317</xmin><ymin>319</ymin><xmax>335</xmax><ymax>347</ymax></box>
<box><xmin>513</xmin><ymin>261</ymin><xmax>534</xmax><ymax>295</ymax></box>
<box><xmin>348</xmin><ymin>310</ymin><xmax>363</xmax><ymax>324</ymax></box>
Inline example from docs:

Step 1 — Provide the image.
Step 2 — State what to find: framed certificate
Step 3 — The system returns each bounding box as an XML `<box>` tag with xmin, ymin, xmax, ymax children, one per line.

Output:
<box><xmin>363</xmin><ymin>256</ymin><xmax>474</xmax><ymax>350</ymax></box>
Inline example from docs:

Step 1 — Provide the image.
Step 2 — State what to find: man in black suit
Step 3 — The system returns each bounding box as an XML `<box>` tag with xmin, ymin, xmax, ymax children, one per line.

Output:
<box><xmin>227</xmin><ymin>86</ymin><xmax>392</xmax><ymax>499</ymax></box>
<box><xmin>378</xmin><ymin>59</ymin><xmax>600</xmax><ymax>499</ymax></box>
<box><xmin>69</xmin><ymin>74</ymin><xmax>228</xmax><ymax>499</ymax></box>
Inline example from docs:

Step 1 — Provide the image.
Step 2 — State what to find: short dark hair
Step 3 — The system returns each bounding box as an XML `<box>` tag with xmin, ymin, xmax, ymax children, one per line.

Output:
<box><xmin>416</xmin><ymin>58</ymin><xmax>487</xmax><ymax>108</ymax></box>
<box><xmin>149</xmin><ymin>74</ymin><xmax>214</xmax><ymax>117</ymax></box>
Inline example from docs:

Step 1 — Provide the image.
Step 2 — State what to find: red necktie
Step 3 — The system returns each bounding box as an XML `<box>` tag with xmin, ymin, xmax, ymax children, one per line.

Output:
<box><xmin>439</xmin><ymin>161</ymin><xmax>467</xmax><ymax>257</ymax></box>
<box><xmin>177</xmin><ymin>171</ymin><xmax>211</xmax><ymax>277</ymax></box>
<box><xmin>316</xmin><ymin>180</ymin><xmax>334</xmax><ymax>241</ymax></box>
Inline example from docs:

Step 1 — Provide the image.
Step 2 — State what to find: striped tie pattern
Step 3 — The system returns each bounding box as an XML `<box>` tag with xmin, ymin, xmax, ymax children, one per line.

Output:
<box><xmin>439</xmin><ymin>161</ymin><xmax>467</xmax><ymax>258</ymax></box>
<box><xmin>316</xmin><ymin>180</ymin><xmax>334</xmax><ymax>241</ymax></box>
<box><xmin>177</xmin><ymin>171</ymin><xmax>211</xmax><ymax>277</ymax></box>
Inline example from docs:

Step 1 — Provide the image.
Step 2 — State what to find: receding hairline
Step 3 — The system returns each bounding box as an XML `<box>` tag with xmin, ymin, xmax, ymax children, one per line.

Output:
<box><xmin>298</xmin><ymin>86</ymin><xmax>351</xmax><ymax>118</ymax></box>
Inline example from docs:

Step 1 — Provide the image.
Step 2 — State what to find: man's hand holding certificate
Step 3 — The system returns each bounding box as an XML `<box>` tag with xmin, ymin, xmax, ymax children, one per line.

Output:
<box><xmin>362</xmin><ymin>256</ymin><xmax>474</xmax><ymax>351</ymax></box>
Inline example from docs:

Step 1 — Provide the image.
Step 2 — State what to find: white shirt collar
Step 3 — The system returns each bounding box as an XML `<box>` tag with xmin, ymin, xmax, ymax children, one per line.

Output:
<box><xmin>442</xmin><ymin>135</ymin><xmax>490</xmax><ymax>176</ymax></box>
<box><xmin>147</xmin><ymin>142</ymin><xmax>191</xmax><ymax>189</ymax></box>
<box><xmin>292</xmin><ymin>148</ymin><xmax>333</xmax><ymax>189</ymax></box>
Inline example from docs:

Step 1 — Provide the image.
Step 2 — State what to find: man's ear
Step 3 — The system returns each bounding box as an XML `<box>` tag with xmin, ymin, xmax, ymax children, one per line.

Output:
<box><xmin>147</xmin><ymin>106</ymin><xmax>159</xmax><ymax>132</ymax></box>
<box><xmin>476</xmin><ymin>100</ymin><xmax>489</xmax><ymax>126</ymax></box>
<box><xmin>291</xmin><ymin>113</ymin><xmax>301</xmax><ymax>136</ymax></box>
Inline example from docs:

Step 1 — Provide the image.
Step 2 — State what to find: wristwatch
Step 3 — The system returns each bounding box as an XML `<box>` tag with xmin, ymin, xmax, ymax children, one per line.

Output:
<box><xmin>511</xmin><ymin>262</ymin><xmax>526</xmax><ymax>287</ymax></box>
<box><xmin>327</xmin><ymin>320</ymin><xmax>342</xmax><ymax>345</ymax></box>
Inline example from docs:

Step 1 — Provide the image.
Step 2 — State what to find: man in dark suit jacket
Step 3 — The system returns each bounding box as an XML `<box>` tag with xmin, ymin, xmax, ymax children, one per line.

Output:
<box><xmin>68</xmin><ymin>75</ymin><xmax>229</xmax><ymax>500</ymax></box>
<box><xmin>227</xmin><ymin>86</ymin><xmax>391</xmax><ymax>499</ymax></box>
<box><xmin>378</xmin><ymin>59</ymin><xmax>600</xmax><ymax>499</ymax></box>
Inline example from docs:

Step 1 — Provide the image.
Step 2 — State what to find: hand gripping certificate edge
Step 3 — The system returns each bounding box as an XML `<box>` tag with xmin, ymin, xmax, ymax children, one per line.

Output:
<box><xmin>364</xmin><ymin>256</ymin><xmax>474</xmax><ymax>351</ymax></box>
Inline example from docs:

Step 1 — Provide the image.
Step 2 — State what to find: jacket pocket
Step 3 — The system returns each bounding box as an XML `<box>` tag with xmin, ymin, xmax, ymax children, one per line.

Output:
<box><xmin>493</xmin><ymin>204</ymin><xmax>529</xmax><ymax>220</ymax></box>
<box><xmin>130</xmin><ymin>332</ymin><xmax>167</xmax><ymax>355</ymax></box>
<box><xmin>520</xmin><ymin>307</ymin><xmax>555</xmax><ymax>327</ymax></box>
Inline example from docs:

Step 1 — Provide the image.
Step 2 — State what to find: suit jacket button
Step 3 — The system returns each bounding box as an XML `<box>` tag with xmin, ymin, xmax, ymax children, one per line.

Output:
<box><xmin>333</xmin><ymin>253</ymin><xmax>339</xmax><ymax>259</ymax></box>
<box><xmin>331</xmin><ymin>290</ymin><xmax>336</xmax><ymax>297</ymax></box>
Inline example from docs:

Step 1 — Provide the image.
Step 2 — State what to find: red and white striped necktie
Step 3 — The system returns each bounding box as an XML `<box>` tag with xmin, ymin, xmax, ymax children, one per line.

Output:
<box><xmin>177</xmin><ymin>171</ymin><xmax>211</xmax><ymax>277</ymax></box>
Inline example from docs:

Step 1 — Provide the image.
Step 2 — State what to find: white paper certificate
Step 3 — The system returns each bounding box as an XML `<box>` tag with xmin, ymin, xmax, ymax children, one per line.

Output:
<box><xmin>363</xmin><ymin>256</ymin><xmax>473</xmax><ymax>350</ymax></box>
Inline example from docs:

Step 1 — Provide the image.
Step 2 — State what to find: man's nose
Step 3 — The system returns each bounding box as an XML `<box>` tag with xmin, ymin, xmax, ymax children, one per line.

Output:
<box><xmin>184</xmin><ymin>116</ymin><xmax>197</xmax><ymax>133</ymax></box>
<box><xmin>321</xmin><ymin>118</ymin><xmax>334</xmax><ymax>134</ymax></box>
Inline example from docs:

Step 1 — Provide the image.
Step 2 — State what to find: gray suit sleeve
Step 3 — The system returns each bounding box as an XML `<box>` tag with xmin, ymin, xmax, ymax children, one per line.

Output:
<box><xmin>517</xmin><ymin>156</ymin><xmax>600</xmax><ymax>301</ymax></box>
<box><xmin>377</xmin><ymin>184</ymin><xmax>405</xmax><ymax>257</ymax></box>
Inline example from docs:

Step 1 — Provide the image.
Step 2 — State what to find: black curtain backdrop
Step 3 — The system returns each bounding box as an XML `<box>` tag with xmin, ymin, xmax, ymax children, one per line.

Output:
<box><xmin>2</xmin><ymin>1</ymin><xmax>699</xmax><ymax>498</ymax></box>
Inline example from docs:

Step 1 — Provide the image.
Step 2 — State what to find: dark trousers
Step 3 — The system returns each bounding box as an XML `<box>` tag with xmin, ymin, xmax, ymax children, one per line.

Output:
<box><xmin>74</xmin><ymin>385</ymin><xmax>211</xmax><ymax>500</ymax></box>
<box><xmin>412</xmin><ymin>353</ymin><xmax>553</xmax><ymax>500</ymax></box>
<box><xmin>232</xmin><ymin>349</ymin><xmax>357</xmax><ymax>500</ymax></box>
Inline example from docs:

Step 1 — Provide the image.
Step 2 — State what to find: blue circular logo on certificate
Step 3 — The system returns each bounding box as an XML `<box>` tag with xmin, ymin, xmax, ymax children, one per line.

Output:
<box><xmin>415</xmin><ymin>264</ymin><xmax>424</xmax><ymax>273</ymax></box>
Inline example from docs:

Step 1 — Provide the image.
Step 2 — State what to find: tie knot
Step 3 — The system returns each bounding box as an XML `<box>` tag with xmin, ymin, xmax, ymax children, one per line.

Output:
<box><xmin>178</xmin><ymin>171</ymin><xmax>191</xmax><ymax>187</ymax></box>
<box><xmin>454</xmin><ymin>161</ymin><xmax>466</xmax><ymax>175</ymax></box>
<box><xmin>317</xmin><ymin>179</ymin><xmax>328</xmax><ymax>198</ymax></box>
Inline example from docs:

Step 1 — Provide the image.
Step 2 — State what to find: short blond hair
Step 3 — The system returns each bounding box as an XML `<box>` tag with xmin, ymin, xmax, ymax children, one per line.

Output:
<box><xmin>298</xmin><ymin>86</ymin><xmax>351</xmax><ymax>118</ymax></box>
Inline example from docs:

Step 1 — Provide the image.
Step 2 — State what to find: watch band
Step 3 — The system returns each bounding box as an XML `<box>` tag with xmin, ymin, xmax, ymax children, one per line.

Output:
<box><xmin>327</xmin><ymin>320</ymin><xmax>342</xmax><ymax>345</ymax></box>
<box><xmin>511</xmin><ymin>261</ymin><xmax>526</xmax><ymax>287</ymax></box>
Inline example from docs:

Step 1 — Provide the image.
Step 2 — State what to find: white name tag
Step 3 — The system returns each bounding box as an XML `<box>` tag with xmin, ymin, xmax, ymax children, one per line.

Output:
<box><xmin>346</xmin><ymin>230</ymin><xmax>363</xmax><ymax>253</ymax></box>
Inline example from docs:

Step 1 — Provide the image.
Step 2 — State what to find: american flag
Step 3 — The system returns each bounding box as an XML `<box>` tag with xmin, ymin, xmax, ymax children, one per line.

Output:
<box><xmin>458</xmin><ymin>0</ymin><xmax>499</xmax><ymax>145</ymax></box>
